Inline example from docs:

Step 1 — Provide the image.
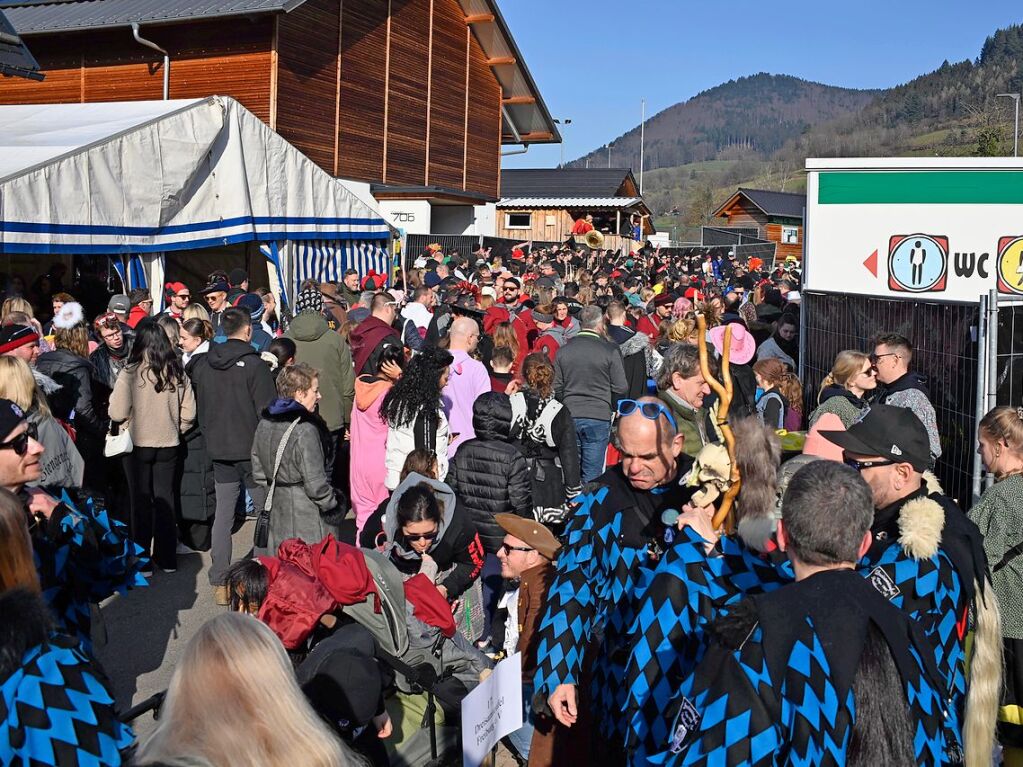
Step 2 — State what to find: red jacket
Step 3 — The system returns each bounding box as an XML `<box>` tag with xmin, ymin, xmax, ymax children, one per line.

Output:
<box><xmin>636</xmin><ymin>313</ymin><xmax>661</xmax><ymax>341</ymax></box>
<box><xmin>257</xmin><ymin>536</ymin><xmax>377</xmax><ymax>649</ymax></box>
<box><xmin>127</xmin><ymin>305</ymin><xmax>149</xmax><ymax>328</ymax></box>
<box><xmin>532</xmin><ymin>333</ymin><xmax>560</xmax><ymax>361</ymax></box>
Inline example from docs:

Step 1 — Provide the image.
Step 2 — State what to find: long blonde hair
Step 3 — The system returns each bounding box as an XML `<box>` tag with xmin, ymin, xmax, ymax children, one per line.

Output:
<box><xmin>0</xmin><ymin>357</ymin><xmax>50</xmax><ymax>417</ymax></box>
<box><xmin>137</xmin><ymin>613</ymin><xmax>355</xmax><ymax>767</ymax></box>
<box><xmin>818</xmin><ymin>350</ymin><xmax>870</xmax><ymax>402</ymax></box>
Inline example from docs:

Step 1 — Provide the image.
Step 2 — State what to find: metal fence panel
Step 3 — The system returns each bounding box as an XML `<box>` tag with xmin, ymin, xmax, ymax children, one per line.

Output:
<box><xmin>802</xmin><ymin>291</ymin><xmax>980</xmax><ymax>506</ymax></box>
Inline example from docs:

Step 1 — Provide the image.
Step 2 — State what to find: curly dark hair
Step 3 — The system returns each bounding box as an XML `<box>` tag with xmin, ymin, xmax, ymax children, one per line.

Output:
<box><xmin>380</xmin><ymin>345</ymin><xmax>453</xmax><ymax>428</ymax></box>
<box><xmin>126</xmin><ymin>321</ymin><xmax>186</xmax><ymax>393</ymax></box>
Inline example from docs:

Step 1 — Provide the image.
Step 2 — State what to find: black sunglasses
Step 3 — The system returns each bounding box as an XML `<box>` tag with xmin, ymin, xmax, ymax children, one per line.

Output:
<box><xmin>499</xmin><ymin>543</ymin><xmax>533</xmax><ymax>555</ymax></box>
<box><xmin>843</xmin><ymin>456</ymin><xmax>896</xmax><ymax>472</ymax></box>
<box><xmin>0</xmin><ymin>423</ymin><xmax>38</xmax><ymax>456</ymax></box>
<box><xmin>404</xmin><ymin>530</ymin><xmax>438</xmax><ymax>543</ymax></box>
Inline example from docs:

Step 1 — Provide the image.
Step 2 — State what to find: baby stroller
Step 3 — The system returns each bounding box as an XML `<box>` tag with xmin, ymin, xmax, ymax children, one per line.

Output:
<box><xmin>239</xmin><ymin>535</ymin><xmax>493</xmax><ymax>767</ymax></box>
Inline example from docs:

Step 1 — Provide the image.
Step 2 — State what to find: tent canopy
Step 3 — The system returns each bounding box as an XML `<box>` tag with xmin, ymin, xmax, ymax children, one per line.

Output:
<box><xmin>0</xmin><ymin>96</ymin><xmax>392</xmax><ymax>254</ymax></box>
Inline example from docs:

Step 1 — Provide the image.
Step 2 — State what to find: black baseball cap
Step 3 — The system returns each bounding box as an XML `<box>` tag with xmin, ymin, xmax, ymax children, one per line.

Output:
<box><xmin>819</xmin><ymin>404</ymin><xmax>931</xmax><ymax>472</ymax></box>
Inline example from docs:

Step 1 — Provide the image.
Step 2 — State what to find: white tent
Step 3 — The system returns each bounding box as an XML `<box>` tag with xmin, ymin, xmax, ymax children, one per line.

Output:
<box><xmin>0</xmin><ymin>96</ymin><xmax>392</xmax><ymax>306</ymax></box>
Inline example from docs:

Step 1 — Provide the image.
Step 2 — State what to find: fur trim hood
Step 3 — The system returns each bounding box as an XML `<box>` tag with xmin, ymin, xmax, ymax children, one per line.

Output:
<box><xmin>0</xmin><ymin>589</ymin><xmax>53</xmax><ymax>681</ymax></box>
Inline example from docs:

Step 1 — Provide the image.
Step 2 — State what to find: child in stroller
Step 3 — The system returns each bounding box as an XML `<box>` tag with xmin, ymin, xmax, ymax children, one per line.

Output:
<box><xmin>225</xmin><ymin>533</ymin><xmax>493</xmax><ymax>767</ymax></box>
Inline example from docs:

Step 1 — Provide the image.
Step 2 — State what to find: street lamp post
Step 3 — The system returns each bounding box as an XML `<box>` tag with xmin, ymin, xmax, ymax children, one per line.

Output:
<box><xmin>554</xmin><ymin>118</ymin><xmax>572</xmax><ymax>167</ymax></box>
<box><xmin>997</xmin><ymin>93</ymin><xmax>1021</xmax><ymax>157</ymax></box>
<box><xmin>608</xmin><ymin>142</ymin><xmax>613</xmax><ymax>168</ymax></box>
<box><xmin>640</xmin><ymin>98</ymin><xmax>646</xmax><ymax>193</ymax></box>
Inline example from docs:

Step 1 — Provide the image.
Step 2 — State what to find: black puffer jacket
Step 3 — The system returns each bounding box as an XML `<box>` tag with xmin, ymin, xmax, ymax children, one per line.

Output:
<box><xmin>446</xmin><ymin>392</ymin><xmax>531</xmax><ymax>553</ymax></box>
<box><xmin>36</xmin><ymin>350</ymin><xmax>102</xmax><ymax>434</ymax></box>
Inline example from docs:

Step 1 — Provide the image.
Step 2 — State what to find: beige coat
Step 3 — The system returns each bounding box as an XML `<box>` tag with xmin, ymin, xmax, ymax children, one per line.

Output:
<box><xmin>108</xmin><ymin>364</ymin><xmax>196</xmax><ymax>448</ymax></box>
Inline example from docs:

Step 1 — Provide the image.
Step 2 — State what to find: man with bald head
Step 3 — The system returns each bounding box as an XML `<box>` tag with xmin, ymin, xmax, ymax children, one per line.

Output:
<box><xmin>442</xmin><ymin>315</ymin><xmax>490</xmax><ymax>456</ymax></box>
<box><xmin>533</xmin><ymin>396</ymin><xmax>694</xmax><ymax>763</ymax></box>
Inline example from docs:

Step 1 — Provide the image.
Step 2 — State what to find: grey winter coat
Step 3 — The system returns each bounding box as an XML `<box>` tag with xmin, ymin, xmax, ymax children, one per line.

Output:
<box><xmin>251</xmin><ymin>398</ymin><xmax>346</xmax><ymax>554</ymax></box>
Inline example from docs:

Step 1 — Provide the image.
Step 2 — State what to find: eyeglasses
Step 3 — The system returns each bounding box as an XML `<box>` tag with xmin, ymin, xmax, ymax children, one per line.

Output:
<box><xmin>176</xmin><ymin>293</ymin><xmax>191</xmax><ymax>299</ymax></box>
<box><xmin>869</xmin><ymin>352</ymin><xmax>899</xmax><ymax>364</ymax></box>
<box><xmin>843</xmin><ymin>456</ymin><xmax>896</xmax><ymax>472</ymax></box>
<box><xmin>617</xmin><ymin>399</ymin><xmax>677</xmax><ymax>430</ymax></box>
<box><xmin>499</xmin><ymin>543</ymin><xmax>534</xmax><ymax>555</ymax></box>
<box><xmin>404</xmin><ymin>530</ymin><xmax>438</xmax><ymax>542</ymax></box>
<box><xmin>859</xmin><ymin>367</ymin><xmax>878</xmax><ymax>377</ymax></box>
<box><xmin>0</xmin><ymin>423</ymin><xmax>38</xmax><ymax>456</ymax></box>
<box><xmin>503</xmin><ymin>286</ymin><xmax>519</xmax><ymax>292</ymax></box>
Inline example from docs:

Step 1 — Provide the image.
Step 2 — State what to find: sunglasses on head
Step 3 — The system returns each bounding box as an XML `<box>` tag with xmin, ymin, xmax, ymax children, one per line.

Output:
<box><xmin>617</xmin><ymin>399</ymin><xmax>677</xmax><ymax>430</ymax></box>
<box><xmin>0</xmin><ymin>423</ymin><xmax>38</xmax><ymax>456</ymax></box>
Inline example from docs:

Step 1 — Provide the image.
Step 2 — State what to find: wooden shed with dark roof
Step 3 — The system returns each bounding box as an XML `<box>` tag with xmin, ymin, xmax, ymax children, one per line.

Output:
<box><xmin>0</xmin><ymin>0</ymin><xmax>558</xmax><ymax>206</ymax></box>
<box><xmin>713</xmin><ymin>187</ymin><xmax>806</xmax><ymax>261</ymax></box>
<box><xmin>496</xmin><ymin>167</ymin><xmax>654</xmax><ymax>249</ymax></box>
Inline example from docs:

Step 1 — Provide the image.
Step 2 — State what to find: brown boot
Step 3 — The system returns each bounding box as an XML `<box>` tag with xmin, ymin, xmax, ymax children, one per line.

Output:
<box><xmin>214</xmin><ymin>585</ymin><xmax>230</xmax><ymax>606</ymax></box>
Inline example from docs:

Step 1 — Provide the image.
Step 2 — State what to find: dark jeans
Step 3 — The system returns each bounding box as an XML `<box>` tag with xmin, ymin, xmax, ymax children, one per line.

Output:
<box><xmin>574</xmin><ymin>417</ymin><xmax>611</xmax><ymax>484</ymax></box>
<box><xmin>125</xmin><ymin>446</ymin><xmax>179</xmax><ymax>570</ymax></box>
<box><xmin>210</xmin><ymin>459</ymin><xmax>265</xmax><ymax>586</ymax></box>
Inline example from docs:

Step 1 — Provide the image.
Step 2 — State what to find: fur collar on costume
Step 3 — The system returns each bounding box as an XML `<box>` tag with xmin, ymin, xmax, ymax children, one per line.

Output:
<box><xmin>0</xmin><ymin>589</ymin><xmax>53</xmax><ymax>682</ymax></box>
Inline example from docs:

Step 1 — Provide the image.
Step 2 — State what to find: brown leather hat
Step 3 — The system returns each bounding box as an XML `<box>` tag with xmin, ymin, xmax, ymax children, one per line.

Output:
<box><xmin>495</xmin><ymin>514</ymin><xmax>561</xmax><ymax>560</ymax></box>
<box><xmin>319</xmin><ymin>282</ymin><xmax>343</xmax><ymax>304</ymax></box>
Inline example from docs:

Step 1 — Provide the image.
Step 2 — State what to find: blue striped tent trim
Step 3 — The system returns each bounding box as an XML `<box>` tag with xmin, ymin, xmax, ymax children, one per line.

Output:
<box><xmin>293</xmin><ymin>240</ymin><xmax>389</xmax><ymax>295</ymax></box>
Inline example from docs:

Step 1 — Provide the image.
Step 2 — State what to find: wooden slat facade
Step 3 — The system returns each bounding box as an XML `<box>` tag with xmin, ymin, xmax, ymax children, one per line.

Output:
<box><xmin>464</xmin><ymin>23</ymin><xmax>500</xmax><ymax>196</ymax></box>
<box><xmin>0</xmin><ymin>1</ymin><xmax>507</xmax><ymax>198</ymax></box>
<box><xmin>427</xmin><ymin>0</ymin><xmax>468</xmax><ymax>189</ymax></box>
<box><xmin>275</xmin><ymin>0</ymin><xmax>341</xmax><ymax>172</ymax></box>
<box><xmin>764</xmin><ymin>223</ymin><xmax>803</xmax><ymax>261</ymax></box>
<box><xmin>0</xmin><ymin>19</ymin><xmax>275</xmax><ymax>121</ymax></box>
<box><xmin>337</xmin><ymin>0</ymin><xmax>389</xmax><ymax>181</ymax></box>
<box><xmin>385</xmin><ymin>0</ymin><xmax>430</xmax><ymax>184</ymax></box>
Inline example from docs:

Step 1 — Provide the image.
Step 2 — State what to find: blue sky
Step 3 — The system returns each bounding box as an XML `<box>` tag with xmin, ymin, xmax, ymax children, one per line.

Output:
<box><xmin>500</xmin><ymin>1</ymin><xmax>1023</xmax><ymax>168</ymax></box>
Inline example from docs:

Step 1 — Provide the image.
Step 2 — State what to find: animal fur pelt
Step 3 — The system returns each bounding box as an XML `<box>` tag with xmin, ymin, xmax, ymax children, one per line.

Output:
<box><xmin>896</xmin><ymin>496</ymin><xmax>944</xmax><ymax>561</ymax></box>
<box><xmin>732</xmin><ymin>417</ymin><xmax>781</xmax><ymax>551</ymax></box>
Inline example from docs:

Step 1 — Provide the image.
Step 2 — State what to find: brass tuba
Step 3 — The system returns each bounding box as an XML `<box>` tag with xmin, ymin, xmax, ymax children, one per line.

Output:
<box><xmin>584</xmin><ymin>229</ymin><xmax>605</xmax><ymax>249</ymax></box>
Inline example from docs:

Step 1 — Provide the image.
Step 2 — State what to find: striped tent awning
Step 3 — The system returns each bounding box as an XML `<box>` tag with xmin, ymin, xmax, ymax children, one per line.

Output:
<box><xmin>292</xmin><ymin>239</ymin><xmax>390</xmax><ymax>295</ymax></box>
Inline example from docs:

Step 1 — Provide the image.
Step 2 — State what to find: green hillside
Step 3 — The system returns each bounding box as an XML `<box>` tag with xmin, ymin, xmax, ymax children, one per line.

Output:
<box><xmin>583</xmin><ymin>24</ymin><xmax>1023</xmax><ymax>241</ymax></box>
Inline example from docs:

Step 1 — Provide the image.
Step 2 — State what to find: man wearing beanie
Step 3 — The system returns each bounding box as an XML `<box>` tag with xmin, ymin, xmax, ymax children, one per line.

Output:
<box><xmin>235</xmin><ymin>293</ymin><xmax>272</xmax><ymax>352</ymax></box>
<box><xmin>0</xmin><ymin>324</ymin><xmax>41</xmax><ymax>366</ymax></box>
<box><xmin>0</xmin><ymin>398</ymin><xmax>146</xmax><ymax>649</ymax></box>
<box><xmin>162</xmin><ymin>281</ymin><xmax>190</xmax><ymax>320</ymax></box>
<box><xmin>285</xmin><ymin>287</ymin><xmax>355</xmax><ymax>478</ymax></box>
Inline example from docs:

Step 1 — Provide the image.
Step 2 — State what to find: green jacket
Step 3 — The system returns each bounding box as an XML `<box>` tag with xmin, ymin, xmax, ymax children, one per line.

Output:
<box><xmin>658</xmin><ymin>390</ymin><xmax>711</xmax><ymax>458</ymax></box>
<box><xmin>286</xmin><ymin>312</ymin><xmax>355</xmax><ymax>431</ymax></box>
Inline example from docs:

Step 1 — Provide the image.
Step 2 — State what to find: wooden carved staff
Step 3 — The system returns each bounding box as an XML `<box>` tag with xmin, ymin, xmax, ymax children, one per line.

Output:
<box><xmin>696</xmin><ymin>315</ymin><xmax>742</xmax><ymax>532</ymax></box>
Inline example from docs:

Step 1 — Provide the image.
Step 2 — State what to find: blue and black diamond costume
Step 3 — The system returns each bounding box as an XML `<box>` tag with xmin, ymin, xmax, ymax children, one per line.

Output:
<box><xmin>665</xmin><ymin>569</ymin><xmax>948</xmax><ymax>766</ymax></box>
<box><xmin>0</xmin><ymin>589</ymin><xmax>133</xmax><ymax>766</ymax></box>
<box><xmin>533</xmin><ymin>462</ymin><xmax>693</xmax><ymax>751</ymax></box>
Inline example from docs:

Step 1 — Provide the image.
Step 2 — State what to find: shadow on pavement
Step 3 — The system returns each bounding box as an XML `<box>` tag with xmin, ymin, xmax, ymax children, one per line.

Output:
<box><xmin>93</xmin><ymin>552</ymin><xmax>202</xmax><ymax>710</ymax></box>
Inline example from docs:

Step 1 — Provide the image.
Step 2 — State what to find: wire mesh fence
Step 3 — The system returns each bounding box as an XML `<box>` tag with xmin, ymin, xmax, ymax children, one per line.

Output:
<box><xmin>802</xmin><ymin>291</ymin><xmax>981</xmax><ymax>507</ymax></box>
<box><xmin>993</xmin><ymin>298</ymin><xmax>1023</xmax><ymax>407</ymax></box>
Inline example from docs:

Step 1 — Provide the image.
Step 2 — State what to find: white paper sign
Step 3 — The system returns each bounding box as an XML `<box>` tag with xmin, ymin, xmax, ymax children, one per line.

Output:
<box><xmin>461</xmin><ymin>653</ymin><xmax>524</xmax><ymax>767</ymax></box>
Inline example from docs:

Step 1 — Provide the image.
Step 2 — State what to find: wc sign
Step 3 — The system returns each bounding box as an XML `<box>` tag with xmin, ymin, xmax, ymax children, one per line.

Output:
<box><xmin>805</xmin><ymin>159</ymin><xmax>1023</xmax><ymax>303</ymax></box>
<box><xmin>888</xmin><ymin>234</ymin><xmax>948</xmax><ymax>293</ymax></box>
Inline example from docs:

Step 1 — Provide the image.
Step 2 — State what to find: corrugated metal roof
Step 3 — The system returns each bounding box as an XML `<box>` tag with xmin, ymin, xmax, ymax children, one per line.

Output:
<box><xmin>716</xmin><ymin>188</ymin><xmax>806</xmax><ymax>220</ymax></box>
<box><xmin>0</xmin><ymin>7</ymin><xmax>42</xmax><ymax>79</ymax></box>
<box><xmin>497</xmin><ymin>197</ymin><xmax>643</xmax><ymax>209</ymax></box>
<box><xmin>0</xmin><ymin>0</ymin><xmax>304</xmax><ymax>35</ymax></box>
<box><xmin>501</xmin><ymin>168</ymin><xmax>637</xmax><ymax>198</ymax></box>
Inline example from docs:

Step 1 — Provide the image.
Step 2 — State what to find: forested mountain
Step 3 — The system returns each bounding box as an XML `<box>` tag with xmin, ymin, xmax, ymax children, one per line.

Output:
<box><xmin>568</xmin><ymin>74</ymin><xmax>877</xmax><ymax>173</ymax></box>
<box><xmin>570</xmin><ymin>24</ymin><xmax>1023</xmax><ymax>240</ymax></box>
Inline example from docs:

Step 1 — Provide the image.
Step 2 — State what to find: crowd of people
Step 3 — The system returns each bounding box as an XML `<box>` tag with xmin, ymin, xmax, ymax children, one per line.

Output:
<box><xmin>0</xmin><ymin>245</ymin><xmax>1019</xmax><ymax>767</ymax></box>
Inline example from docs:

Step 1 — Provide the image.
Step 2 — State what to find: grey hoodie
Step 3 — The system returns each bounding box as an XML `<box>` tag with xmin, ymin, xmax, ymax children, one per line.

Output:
<box><xmin>384</xmin><ymin>472</ymin><xmax>458</xmax><ymax>564</ymax></box>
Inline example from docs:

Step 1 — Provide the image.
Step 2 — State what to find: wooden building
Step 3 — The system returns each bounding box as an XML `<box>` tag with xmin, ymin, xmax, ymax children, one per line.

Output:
<box><xmin>495</xmin><ymin>168</ymin><xmax>655</xmax><ymax>250</ymax></box>
<box><xmin>712</xmin><ymin>188</ymin><xmax>805</xmax><ymax>262</ymax></box>
<box><xmin>0</xmin><ymin>0</ymin><xmax>558</xmax><ymax>226</ymax></box>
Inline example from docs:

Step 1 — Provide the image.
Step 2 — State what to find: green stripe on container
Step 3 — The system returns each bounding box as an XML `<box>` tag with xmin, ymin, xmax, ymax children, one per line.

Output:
<box><xmin>818</xmin><ymin>171</ymin><xmax>1023</xmax><ymax>204</ymax></box>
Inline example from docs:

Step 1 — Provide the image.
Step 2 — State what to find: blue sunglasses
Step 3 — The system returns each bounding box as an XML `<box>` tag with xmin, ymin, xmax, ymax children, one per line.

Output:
<box><xmin>617</xmin><ymin>399</ymin><xmax>677</xmax><ymax>430</ymax></box>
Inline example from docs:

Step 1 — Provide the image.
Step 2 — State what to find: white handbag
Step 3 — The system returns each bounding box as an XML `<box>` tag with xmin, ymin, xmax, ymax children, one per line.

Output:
<box><xmin>104</xmin><ymin>421</ymin><xmax>133</xmax><ymax>457</ymax></box>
